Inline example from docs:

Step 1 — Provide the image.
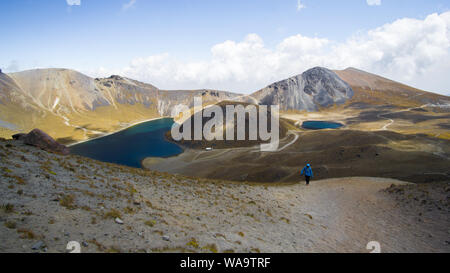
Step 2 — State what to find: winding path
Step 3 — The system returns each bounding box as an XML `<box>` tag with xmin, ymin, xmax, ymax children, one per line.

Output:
<box><xmin>275</xmin><ymin>130</ymin><xmax>300</xmax><ymax>152</ymax></box>
<box><xmin>377</xmin><ymin>104</ymin><xmax>429</xmax><ymax>131</ymax></box>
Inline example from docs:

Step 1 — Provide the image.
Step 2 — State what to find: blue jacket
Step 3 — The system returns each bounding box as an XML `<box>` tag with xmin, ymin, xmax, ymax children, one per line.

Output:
<box><xmin>301</xmin><ymin>166</ymin><xmax>313</xmax><ymax>177</ymax></box>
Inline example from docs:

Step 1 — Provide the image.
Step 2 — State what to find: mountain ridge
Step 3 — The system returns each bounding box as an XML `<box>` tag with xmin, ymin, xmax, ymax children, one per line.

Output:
<box><xmin>1</xmin><ymin>66</ymin><xmax>449</xmax><ymax>143</ymax></box>
<box><xmin>0</xmin><ymin>68</ymin><xmax>241</xmax><ymax>142</ymax></box>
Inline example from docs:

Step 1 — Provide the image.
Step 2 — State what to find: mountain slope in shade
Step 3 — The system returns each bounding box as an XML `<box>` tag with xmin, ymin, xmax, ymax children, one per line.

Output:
<box><xmin>248</xmin><ymin>67</ymin><xmax>354</xmax><ymax>111</ymax></box>
<box><xmin>334</xmin><ymin>67</ymin><xmax>450</xmax><ymax>107</ymax></box>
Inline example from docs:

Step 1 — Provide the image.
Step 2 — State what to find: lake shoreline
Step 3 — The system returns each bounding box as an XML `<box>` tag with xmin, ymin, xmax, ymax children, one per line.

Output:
<box><xmin>301</xmin><ymin>120</ymin><xmax>344</xmax><ymax>130</ymax></box>
<box><xmin>67</xmin><ymin>116</ymin><xmax>170</xmax><ymax>147</ymax></box>
<box><xmin>70</xmin><ymin>117</ymin><xmax>185</xmax><ymax>169</ymax></box>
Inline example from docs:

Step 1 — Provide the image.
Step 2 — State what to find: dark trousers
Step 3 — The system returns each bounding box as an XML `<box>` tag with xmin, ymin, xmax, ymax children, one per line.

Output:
<box><xmin>305</xmin><ymin>176</ymin><xmax>311</xmax><ymax>185</ymax></box>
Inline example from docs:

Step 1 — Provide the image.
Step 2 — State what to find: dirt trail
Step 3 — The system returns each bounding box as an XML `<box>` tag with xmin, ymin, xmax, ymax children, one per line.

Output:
<box><xmin>278</xmin><ymin>177</ymin><xmax>449</xmax><ymax>252</ymax></box>
<box><xmin>377</xmin><ymin>104</ymin><xmax>429</xmax><ymax>131</ymax></box>
<box><xmin>0</xmin><ymin>141</ymin><xmax>450</xmax><ymax>252</ymax></box>
<box><xmin>1</xmin><ymin>141</ymin><xmax>448</xmax><ymax>253</ymax></box>
<box><xmin>275</xmin><ymin>131</ymin><xmax>299</xmax><ymax>152</ymax></box>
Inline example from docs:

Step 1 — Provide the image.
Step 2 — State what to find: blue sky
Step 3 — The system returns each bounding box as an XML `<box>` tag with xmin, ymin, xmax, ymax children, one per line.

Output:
<box><xmin>1</xmin><ymin>0</ymin><xmax>449</xmax><ymax>94</ymax></box>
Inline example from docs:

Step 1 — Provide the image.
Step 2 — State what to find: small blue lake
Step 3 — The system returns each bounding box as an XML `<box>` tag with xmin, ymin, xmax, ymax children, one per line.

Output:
<box><xmin>302</xmin><ymin>121</ymin><xmax>344</xmax><ymax>130</ymax></box>
<box><xmin>70</xmin><ymin>118</ymin><xmax>183</xmax><ymax>168</ymax></box>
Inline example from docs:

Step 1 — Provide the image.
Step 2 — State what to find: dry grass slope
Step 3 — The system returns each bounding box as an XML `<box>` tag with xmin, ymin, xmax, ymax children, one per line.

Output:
<box><xmin>0</xmin><ymin>138</ymin><xmax>448</xmax><ymax>253</ymax></box>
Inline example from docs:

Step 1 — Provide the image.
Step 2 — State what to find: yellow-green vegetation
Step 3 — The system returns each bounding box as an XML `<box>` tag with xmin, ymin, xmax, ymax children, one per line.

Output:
<box><xmin>88</xmin><ymin>239</ymin><xmax>106</xmax><ymax>251</ymax></box>
<box><xmin>125</xmin><ymin>182</ymin><xmax>138</xmax><ymax>196</ymax></box>
<box><xmin>123</xmin><ymin>206</ymin><xmax>136</xmax><ymax>214</ymax></box>
<box><xmin>106</xmin><ymin>246</ymin><xmax>121</xmax><ymax>253</ymax></box>
<box><xmin>59</xmin><ymin>194</ymin><xmax>76</xmax><ymax>210</ymax></box>
<box><xmin>250</xmin><ymin>248</ymin><xmax>261</xmax><ymax>253</ymax></box>
<box><xmin>144</xmin><ymin>220</ymin><xmax>156</xmax><ymax>227</ymax></box>
<box><xmin>202</xmin><ymin>244</ymin><xmax>218</xmax><ymax>253</ymax></box>
<box><xmin>4</xmin><ymin>173</ymin><xmax>26</xmax><ymax>185</ymax></box>
<box><xmin>186</xmin><ymin>238</ymin><xmax>200</xmax><ymax>249</ymax></box>
<box><xmin>17</xmin><ymin>228</ymin><xmax>36</xmax><ymax>239</ymax></box>
<box><xmin>81</xmin><ymin>205</ymin><xmax>91</xmax><ymax>211</ymax></box>
<box><xmin>4</xmin><ymin>221</ymin><xmax>16</xmax><ymax>229</ymax></box>
<box><xmin>41</xmin><ymin>163</ymin><xmax>57</xmax><ymax>176</ymax></box>
<box><xmin>2</xmin><ymin>167</ymin><xmax>12</xmax><ymax>173</ymax></box>
<box><xmin>104</xmin><ymin>208</ymin><xmax>122</xmax><ymax>219</ymax></box>
<box><xmin>1</xmin><ymin>203</ymin><xmax>14</xmax><ymax>213</ymax></box>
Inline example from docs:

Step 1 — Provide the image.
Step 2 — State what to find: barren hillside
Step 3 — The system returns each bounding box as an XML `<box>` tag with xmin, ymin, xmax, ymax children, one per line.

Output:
<box><xmin>0</xmin><ymin>138</ymin><xmax>448</xmax><ymax>253</ymax></box>
<box><xmin>0</xmin><ymin>69</ymin><xmax>241</xmax><ymax>143</ymax></box>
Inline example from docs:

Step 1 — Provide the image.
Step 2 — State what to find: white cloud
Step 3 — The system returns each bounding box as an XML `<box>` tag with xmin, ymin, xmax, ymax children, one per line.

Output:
<box><xmin>366</xmin><ymin>0</ymin><xmax>381</xmax><ymax>6</ymax></box>
<box><xmin>297</xmin><ymin>0</ymin><xmax>306</xmax><ymax>11</ymax></box>
<box><xmin>90</xmin><ymin>12</ymin><xmax>450</xmax><ymax>95</ymax></box>
<box><xmin>4</xmin><ymin>60</ymin><xmax>20</xmax><ymax>73</ymax></box>
<box><xmin>123</xmin><ymin>0</ymin><xmax>137</xmax><ymax>10</ymax></box>
<box><xmin>66</xmin><ymin>0</ymin><xmax>81</xmax><ymax>6</ymax></box>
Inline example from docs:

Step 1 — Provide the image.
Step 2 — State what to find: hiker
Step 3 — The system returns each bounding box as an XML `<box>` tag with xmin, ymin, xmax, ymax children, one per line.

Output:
<box><xmin>301</xmin><ymin>164</ymin><xmax>313</xmax><ymax>185</ymax></box>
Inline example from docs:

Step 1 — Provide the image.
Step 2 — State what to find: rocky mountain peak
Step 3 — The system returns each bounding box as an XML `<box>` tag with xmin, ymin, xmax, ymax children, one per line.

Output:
<box><xmin>250</xmin><ymin>67</ymin><xmax>354</xmax><ymax>111</ymax></box>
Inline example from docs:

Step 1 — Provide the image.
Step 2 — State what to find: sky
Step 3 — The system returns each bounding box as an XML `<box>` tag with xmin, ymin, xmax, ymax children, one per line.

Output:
<box><xmin>0</xmin><ymin>0</ymin><xmax>449</xmax><ymax>95</ymax></box>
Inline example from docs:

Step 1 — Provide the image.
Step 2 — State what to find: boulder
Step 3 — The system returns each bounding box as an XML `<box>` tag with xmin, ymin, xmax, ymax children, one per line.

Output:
<box><xmin>12</xmin><ymin>133</ymin><xmax>26</xmax><ymax>140</ymax></box>
<box><xmin>13</xmin><ymin>129</ymin><xmax>70</xmax><ymax>155</ymax></box>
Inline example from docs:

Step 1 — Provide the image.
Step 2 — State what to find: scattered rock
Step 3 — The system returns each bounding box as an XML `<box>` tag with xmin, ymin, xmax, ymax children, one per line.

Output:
<box><xmin>31</xmin><ymin>241</ymin><xmax>45</xmax><ymax>250</ymax></box>
<box><xmin>115</xmin><ymin>217</ymin><xmax>124</xmax><ymax>225</ymax></box>
<box><xmin>82</xmin><ymin>241</ymin><xmax>89</xmax><ymax>247</ymax></box>
<box><xmin>162</xmin><ymin>235</ymin><xmax>170</xmax><ymax>241</ymax></box>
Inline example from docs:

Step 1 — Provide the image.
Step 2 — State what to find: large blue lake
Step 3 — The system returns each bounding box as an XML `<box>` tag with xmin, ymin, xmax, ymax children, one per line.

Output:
<box><xmin>70</xmin><ymin>118</ymin><xmax>183</xmax><ymax>168</ymax></box>
<box><xmin>302</xmin><ymin>121</ymin><xmax>344</xmax><ymax>130</ymax></box>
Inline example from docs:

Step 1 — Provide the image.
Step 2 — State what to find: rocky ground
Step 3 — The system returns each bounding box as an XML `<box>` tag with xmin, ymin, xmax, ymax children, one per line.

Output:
<box><xmin>0</xmin><ymin>138</ymin><xmax>449</xmax><ymax>253</ymax></box>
